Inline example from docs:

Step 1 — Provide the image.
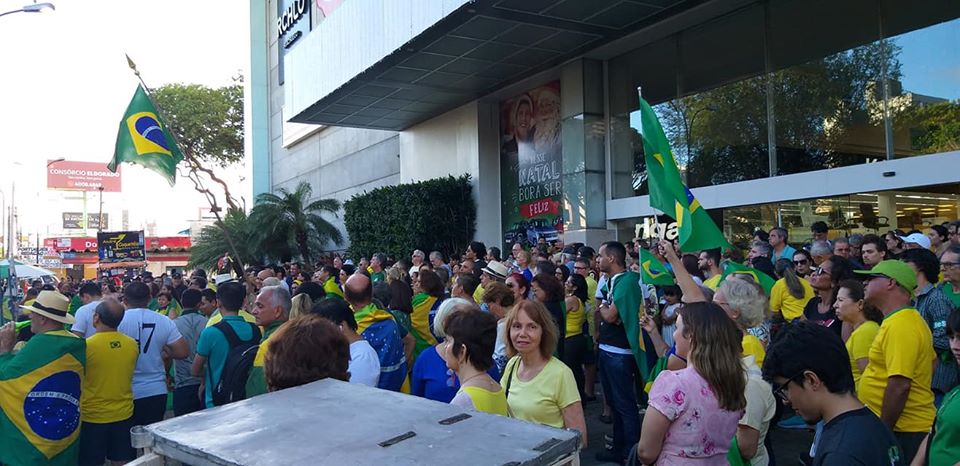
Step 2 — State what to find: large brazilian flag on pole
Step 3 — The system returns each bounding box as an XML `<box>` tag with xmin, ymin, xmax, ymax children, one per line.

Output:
<box><xmin>0</xmin><ymin>331</ymin><xmax>85</xmax><ymax>466</ymax></box>
<box><xmin>108</xmin><ymin>85</ymin><xmax>184</xmax><ymax>186</ymax></box>
<box><xmin>638</xmin><ymin>94</ymin><xmax>731</xmax><ymax>252</ymax></box>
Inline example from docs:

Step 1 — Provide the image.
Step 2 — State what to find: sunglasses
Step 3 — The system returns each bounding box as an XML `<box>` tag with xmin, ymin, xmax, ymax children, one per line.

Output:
<box><xmin>812</xmin><ymin>266</ymin><xmax>831</xmax><ymax>276</ymax></box>
<box><xmin>793</xmin><ymin>259</ymin><xmax>808</xmax><ymax>265</ymax></box>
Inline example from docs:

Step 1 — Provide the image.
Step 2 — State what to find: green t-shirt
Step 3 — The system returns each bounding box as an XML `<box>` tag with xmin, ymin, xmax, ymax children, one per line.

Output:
<box><xmin>942</xmin><ymin>282</ymin><xmax>960</xmax><ymax>310</ymax></box>
<box><xmin>929</xmin><ymin>385</ymin><xmax>960</xmax><ymax>464</ymax></box>
<box><xmin>196</xmin><ymin>315</ymin><xmax>257</xmax><ymax>408</ymax></box>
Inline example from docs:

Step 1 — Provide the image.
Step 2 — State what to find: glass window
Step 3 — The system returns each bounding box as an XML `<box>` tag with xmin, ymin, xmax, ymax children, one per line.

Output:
<box><xmin>888</xmin><ymin>18</ymin><xmax>960</xmax><ymax>158</ymax></box>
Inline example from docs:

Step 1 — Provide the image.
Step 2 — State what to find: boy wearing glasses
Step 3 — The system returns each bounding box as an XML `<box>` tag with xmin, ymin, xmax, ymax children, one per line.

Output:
<box><xmin>940</xmin><ymin>245</ymin><xmax>960</xmax><ymax>310</ymax></box>
<box><xmin>763</xmin><ymin>322</ymin><xmax>902</xmax><ymax>465</ymax></box>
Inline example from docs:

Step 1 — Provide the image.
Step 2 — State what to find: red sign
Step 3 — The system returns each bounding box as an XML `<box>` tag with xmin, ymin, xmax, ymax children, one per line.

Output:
<box><xmin>47</xmin><ymin>160</ymin><xmax>122</xmax><ymax>192</ymax></box>
<box><xmin>520</xmin><ymin>198</ymin><xmax>561</xmax><ymax>219</ymax></box>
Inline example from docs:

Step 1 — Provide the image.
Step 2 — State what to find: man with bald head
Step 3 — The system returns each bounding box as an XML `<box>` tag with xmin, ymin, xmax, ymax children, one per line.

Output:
<box><xmin>342</xmin><ymin>274</ymin><xmax>407</xmax><ymax>391</ymax></box>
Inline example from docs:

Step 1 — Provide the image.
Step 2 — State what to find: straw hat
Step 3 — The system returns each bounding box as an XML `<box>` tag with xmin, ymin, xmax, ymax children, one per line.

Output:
<box><xmin>481</xmin><ymin>261</ymin><xmax>509</xmax><ymax>280</ymax></box>
<box><xmin>21</xmin><ymin>290</ymin><xmax>75</xmax><ymax>324</ymax></box>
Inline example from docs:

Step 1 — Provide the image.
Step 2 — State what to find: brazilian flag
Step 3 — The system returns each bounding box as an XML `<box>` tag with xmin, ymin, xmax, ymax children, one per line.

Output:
<box><xmin>719</xmin><ymin>261</ymin><xmax>777</xmax><ymax>295</ymax></box>
<box><xmin>109</xmin><ymin>85</ymin><xmax>184</xmax><ymax>186</ymax></box>
<box><xmin>610</xmin><ymin>271</ymin><xmax>650</xmax><ymax>381</ymax></box>
<box><xmin>323</xmin><ymin>278</ymin><xmax>345</xmax><ymax>300</ymax></box>
<box><xmin>410</xmin><ymin>294</ymin><xmax>439</xmax><ymax>360</ymax></box>
<box><xmin>0</xmin><ymin>330</ymin><xmax>85</xmax><ymax>466</ymax></box>
<box><xmin>639</xmin><ymin>249</ymin><xmax>675</xmax><ymax>286</ymax></box>
<box><xmin>638</xmin><ymin>96</ymin><xmax>731</xmax><ymax>252</ymax></box>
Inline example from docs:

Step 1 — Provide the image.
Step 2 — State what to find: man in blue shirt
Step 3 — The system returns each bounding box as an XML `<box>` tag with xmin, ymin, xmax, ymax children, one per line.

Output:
<box><xmin>768</xmin><ymin>227</ymin><xmax>797</xmax><ymax>266</ymax></box>
<box><xmin>191</xmin><ymin>282</ymin><xmax>259</xmax><ymax>408</ymax></box>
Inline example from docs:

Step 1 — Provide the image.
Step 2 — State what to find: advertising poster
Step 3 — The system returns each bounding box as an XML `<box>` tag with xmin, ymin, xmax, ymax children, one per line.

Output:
<box><xmin>499</xmin><ymin>81</ymin><xmax>563</xmax><ymax>248</ymax></box>
<box><xmin>97</xmin><ymin>231</ymin><xmax>145</xmax><ymax>262</ymax></box>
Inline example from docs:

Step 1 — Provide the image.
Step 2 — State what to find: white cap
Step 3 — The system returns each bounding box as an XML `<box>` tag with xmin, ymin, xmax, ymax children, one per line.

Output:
<box><xmin>899</xmin><ymin>233</ymin><xmax>931</xmax><ymax>250</ymax></box>
<box><xmin>214</xmin><ymin>273</ymin><xmax>235</xmax><ymax>285</ymax></box>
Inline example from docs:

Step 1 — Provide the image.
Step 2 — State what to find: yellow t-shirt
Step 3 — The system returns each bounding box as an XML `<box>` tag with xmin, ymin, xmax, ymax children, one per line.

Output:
<box><xmin>205</xmin><ymin>309</ymin><xmax>257</xmax><ymax>327</ymax></box>
<box><xmin>473</xmin><ymin>283</ymin><xmax>485</xmax><ymax>304</ymax></box>
<box><xmin>703</xmin><ymin>274</ymin><xmax>722</xmax><ymax>291</ymax></box>
<box><xmin>769</xmin><ymin>278</ymin><xmax>814</xmax><ymax>321</ymax></box>
<box><xmin>585</xmin><ymin>275</ymin><xmax>598</xmax><ymax>336</ymax></box>
<box><xmin>501</xmin><ymin>356</ymin><xmax>581</xmax><ymax>429</ymax></box>
<box><xmin>742</xmin><ymin>334</ymin><xmax>766</xmax><ymax>368</ymax></box>
<box><xmin>462</xmin><ymin>386</ymin><xmax>510</xmax><ymax>416</ymax></box>
<box><xmin>82</xmin><ymin>331</ymin><xmax>139</xmax><ymax>423</ymax></box>
<box><xmin>565</xmin><ymin>299</ymin><xmax>585</xmax><ymax>338</ymax></box>
<box><xmin>858</xmin><ymin>307</ymin><xmax>936</xmax><ymax>433</ymax></box>
<box><xmin>846</xmin><ymin>321</ymin><xmax>880</xmax><ymax>388</ymax></box>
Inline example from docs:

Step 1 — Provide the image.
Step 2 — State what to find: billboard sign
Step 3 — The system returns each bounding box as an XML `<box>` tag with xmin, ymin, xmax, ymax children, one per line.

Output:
<box><xmin>499</xmin><ymin>81</ymin><xmax>563</xmax><ymax>248</ymax></box>
<box><xmin>97</xmin><ymin>231</ymin><xmax>145</xmax><ymax>262</ymax></box>
<box><xmin>47</xmin><ymin>160</ymin><xmax>122</xmax><ymax>192</ymax></box>
<box><xmin>62</xmin><ymin>213</ymin><xmax>108</xmax><ymax>230</ymax></box>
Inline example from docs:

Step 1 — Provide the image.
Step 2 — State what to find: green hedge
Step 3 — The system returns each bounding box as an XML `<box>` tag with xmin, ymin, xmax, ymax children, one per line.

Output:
<box><xmin>344</xmin><ymin>174</ymin><xmax>476</xmax><ymax>260</ymax></box>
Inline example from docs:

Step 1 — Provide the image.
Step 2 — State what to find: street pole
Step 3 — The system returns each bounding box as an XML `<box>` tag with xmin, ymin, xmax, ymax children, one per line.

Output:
<box><xmin>98</xmin><ymin>186</ymin><xmax>104</xmax><ymax>231</ymax></box>
<box><xmin>3</xmin><ymin>183</ymin><xmax>16</xmax><ymax>325</ymax></box>
<box><xmin>82</xmin><ymin>190</ymin><xmax>88</xmax><ymax>237</ymax></box>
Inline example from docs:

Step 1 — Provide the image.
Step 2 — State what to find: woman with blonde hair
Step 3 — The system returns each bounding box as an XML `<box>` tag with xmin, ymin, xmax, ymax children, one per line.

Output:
<box><xmin>636</xmin><ymin>302</ymin><xmax>747</xmax><ymax>465</ymax></box>
<box><xmin>289</xmin><ymin>293</ymin><xmax>313</xmax><ymax>320</ymax></box>
<box><xmin>501</xmin><ymin>300</ymin><xmax>587</xmax><ymax>447</ymax></box>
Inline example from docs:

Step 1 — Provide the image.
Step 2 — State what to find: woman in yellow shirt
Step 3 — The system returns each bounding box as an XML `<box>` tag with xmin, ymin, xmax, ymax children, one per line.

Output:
<box><xmin>833</xmin><ymin>280</ymin><xmax>882</xmax><ymax>386</ymax></box>
<box><xmin>501</xmin><ymin>300</ymin><xmax>587</xmax><ymax>446</ymax></box>
<box><xmin>562</xmin><ymin>274</ymin><xmax>588</xmax><ymax>398</ymax></box>
<box><xmin>441</xmin><ymin>306</ymin><xmax>509</xmax><ymax>416</ymax></box>
<box><xmin>714</xmin><ymin>277</ymin><xmax>769</xmax><ymax>366</ymax></box>
<box><xmin>770</xmin><ymin>259</ymin><xmax>814</xmax><ymax>322</ymax></box>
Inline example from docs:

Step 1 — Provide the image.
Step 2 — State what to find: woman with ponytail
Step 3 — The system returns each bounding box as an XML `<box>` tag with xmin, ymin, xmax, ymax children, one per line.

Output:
<box><xmin>770</xmin><ymin>258</ymin><xmax>814</xmax><ymax>322</ymax></box>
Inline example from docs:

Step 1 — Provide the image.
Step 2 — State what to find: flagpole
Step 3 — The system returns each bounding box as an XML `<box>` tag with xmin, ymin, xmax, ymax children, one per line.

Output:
<box><xmin>123</xmin><ymin>54</ymin><xmax>246</xmax><ymax>280</ymax></box>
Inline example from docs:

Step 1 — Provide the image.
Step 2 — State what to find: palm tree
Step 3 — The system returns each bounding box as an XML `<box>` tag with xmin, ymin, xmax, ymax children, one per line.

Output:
<box><xmin>188</xmin><ymin>207</ymin><xmax>261</xmax><ymax>271</ymax></box>
<box><xmin>249</xmin><ymin>181</ymin><xmax>344</xmax><ymax>264</ymax></box>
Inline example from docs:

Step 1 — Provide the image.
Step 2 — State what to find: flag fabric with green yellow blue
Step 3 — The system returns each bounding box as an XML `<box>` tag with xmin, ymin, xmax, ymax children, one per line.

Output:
<box><xmin>0</xmin><ymin>330</ymin><xmax>85</xmax><ymax>466</ymax></box>
<box><xmin>109</xmin><ymin>85</ymin><xmax>184</xmax><ymax>186</ymax></box>
<box><xmin>639</xmin><ymin>248</ymin><xmax>675</xmax><ymax>286</ymax></box>
<box><xmin>719</xmin><ymin>261</ymin><xmax>777</xmax><ymax>295</ymax></box>
<box><xmin>610</xmin><ymin>270</ymin><xmax>650</xmax><ymax>381</ymax></box>
<box><xmin>638</xmin><ymin>96</ymin><xmax>732</xmax><ymax>252</ymax></box>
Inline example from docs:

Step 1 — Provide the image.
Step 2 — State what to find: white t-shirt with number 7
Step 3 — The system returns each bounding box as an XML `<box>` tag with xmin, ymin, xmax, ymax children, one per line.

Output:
<box><xmin>118</xmin><ymin>308</ymin><xmax>184</xmax><ymax>400</ymax></box>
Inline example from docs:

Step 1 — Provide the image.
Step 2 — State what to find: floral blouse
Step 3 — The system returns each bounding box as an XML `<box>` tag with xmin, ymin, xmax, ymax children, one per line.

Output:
<box><xmin>648</xmin><ymin>367</ymin><xmax>743</xmax><ymax>465</ymax></box>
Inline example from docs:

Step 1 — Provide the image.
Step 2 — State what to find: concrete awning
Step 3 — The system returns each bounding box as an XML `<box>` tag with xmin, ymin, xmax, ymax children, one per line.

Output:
<box><xmin>286</xmin><ymin>0</ymin><xmax>691</xmax><ymax>131</ymax></box>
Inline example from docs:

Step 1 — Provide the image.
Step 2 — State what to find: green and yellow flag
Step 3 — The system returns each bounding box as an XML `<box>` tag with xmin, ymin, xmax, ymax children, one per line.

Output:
<box><xmin>410</xmin><ymin>294</ymin><xmax>439</xmax><ymax>360</ymax></box>
<box><xmin>638</xmin><ymin>96</ymin><xmax>731</xmax><ymax>252</ymax></box>
<box><xmin>719</xmin><ymin>261</ymin><xmax>777</xmax><ymax>295</ymax></box>
<box><xmin>109</xmin><ymin>85</ymin><xmax>183</xmax><ymax>186</ymax></box>
<box><xmin>0</xmin><ymin>331</ymin><xmax>85</xmax><ymax>466</ymax></box>
<box><xmin>639</xmin><ymin>248</ymin><xmax>675</xmax><ymax>286</ymax></box>
<box><xmin>611</xmin><ymin>270</ymin><xmax>650</xmax><ymax>381</ymax></box>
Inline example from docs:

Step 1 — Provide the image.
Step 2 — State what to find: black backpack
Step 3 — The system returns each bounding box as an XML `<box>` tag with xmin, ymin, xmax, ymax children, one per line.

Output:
<box><xmin>209</xmin><ymin>320</ymin><xmax>262</xmax><ymax>406</ymax></box>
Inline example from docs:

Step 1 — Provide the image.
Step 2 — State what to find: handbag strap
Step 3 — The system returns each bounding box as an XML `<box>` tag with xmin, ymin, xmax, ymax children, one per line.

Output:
<box><xmin>504</xmin><ymin>356</ymin><xmax>519</xmax><ymax>399</ymax></box>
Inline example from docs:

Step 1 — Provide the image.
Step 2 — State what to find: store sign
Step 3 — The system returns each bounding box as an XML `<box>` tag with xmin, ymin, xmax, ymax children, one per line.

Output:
<box><xmin>277</xmin><ymin>0</ymin><xmax>312</xmax><ymax>85</ymax></box>
<box><xmin>45</xmin><ymin>237</ymin><xmax>98</xmax><ymax>252</ymax></box>
<box><xmin>47</xmin><ymin>160</ymin><xmax>121</xmax><ymax>192</ymax></box>
<box><xmin>635</xmin><ymin>217</ymin><xmax>679</xmax><ymax>241</ymax></box>
<box><xmin>499</xmin><ymin>81</ymin><xmax>563</xmax><ymax>248</ymax></box>
<box><xmin>97</xmin><ymin>231</ymin><xmax>145</xmax><ymax>262</ymax></box>
<box><xmin>62</xmin><ymin>213</ymin><xmax>108</xmax><ymax>230</ymax></box>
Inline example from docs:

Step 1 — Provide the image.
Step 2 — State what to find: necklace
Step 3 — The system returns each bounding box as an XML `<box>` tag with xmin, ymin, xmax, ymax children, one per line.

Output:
<box><xmin>459</xmin><ymin>371</ymin><xmax>486</xmax><ymax>386</ymax></box>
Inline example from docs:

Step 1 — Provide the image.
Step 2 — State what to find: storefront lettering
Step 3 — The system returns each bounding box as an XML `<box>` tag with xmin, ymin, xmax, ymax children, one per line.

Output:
<box><xmin>635</xmin><ymin>217</ymin><xmax>679</xmax><ymax>241</ymax></box>
<box><xmin>277</xmin><ymin>0</ymin><xmax>308</xmax><ymax>40</ymax></box>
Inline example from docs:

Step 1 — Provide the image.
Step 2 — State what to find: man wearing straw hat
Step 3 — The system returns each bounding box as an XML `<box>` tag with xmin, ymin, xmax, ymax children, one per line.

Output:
<box><xmin>0</xmin><ymin>290</ymin><xmax>86</xmax><ymax>466</ymax></box>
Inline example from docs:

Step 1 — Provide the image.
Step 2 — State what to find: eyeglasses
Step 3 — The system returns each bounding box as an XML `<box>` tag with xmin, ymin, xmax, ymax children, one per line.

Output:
<box><xmin>573</xmin><ymin>266</ymin><xmax>587</xmax><ymax>270</ymax></box>
<box><xmin>773</xmin><ymin>371</ymin><xmax>806</xmax><ymax>401</ymax></box>
<box><xmin>941</xmin><ymin>262</ymin><xmax>960</xmax><ymax>270</ymax></box>
<box><xmin>793</xmin><ymin>259</ymin><xmax>808</xmax><ymax>265</ymax></box>
<box><xmin>812</xmin><ymin>266</ymin><xmax>831</xmax><ymax>276</ymax></box>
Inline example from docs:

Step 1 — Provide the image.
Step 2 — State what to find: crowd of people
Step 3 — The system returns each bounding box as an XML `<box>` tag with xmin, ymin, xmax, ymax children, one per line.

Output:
<box><xmin>1</xmin><ymin>221</ymin><xmax>959</xmax><ymax>465</ymax></box>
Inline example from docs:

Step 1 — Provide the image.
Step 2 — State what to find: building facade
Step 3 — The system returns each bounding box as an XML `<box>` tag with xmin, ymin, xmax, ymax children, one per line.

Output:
<box><xmin>249</xmin><ymin>0</ymin><xmax>960</xmax><ymax>252</ymax></box>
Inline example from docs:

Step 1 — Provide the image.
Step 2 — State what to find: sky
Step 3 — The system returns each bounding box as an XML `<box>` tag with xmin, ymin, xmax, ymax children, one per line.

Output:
<box><xmin>0</xmin><ymin>0</ymin><xmax>250</xmax><ymax>240</ymax></box>
<box><xmin>893</xmin><ymin>18</ymin><xmax>960</xmax><ymax>100</ymax></box>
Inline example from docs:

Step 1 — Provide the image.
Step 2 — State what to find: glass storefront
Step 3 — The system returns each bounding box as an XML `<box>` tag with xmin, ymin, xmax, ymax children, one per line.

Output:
<box><xmin>616</xmin><ymin>184</ymin><xmax>960</xmax><ymax>248</ymax></box>
<box><xmin>608</xmin><ymin>0</ymin><xmax>960</xmax><ymax>199</ymax></box>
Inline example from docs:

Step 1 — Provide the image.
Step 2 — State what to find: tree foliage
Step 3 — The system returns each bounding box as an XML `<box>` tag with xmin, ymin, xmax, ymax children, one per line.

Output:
<box><xmin>187</xmin><ymin>207</ymin><xmax>260</xmax><ymax>270</ymax></box>
<box><xmin>152</xmin><ymin>78</ymin><xmax>244</xmax><ymax>167</ymax></box>
<box><xmin>249</xmin><ymin>181</ymin><xmax>344</xmax><ymax>264</ymax></box>
<box><xmin>344</xmin><ymin>175</ymin><xmax>476</xmax><ymax>260</ymax></box>
<box><xmin>896</xmin><ymin>101</ymin><xmax>960</xmax><ymax>154</ymax></box>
